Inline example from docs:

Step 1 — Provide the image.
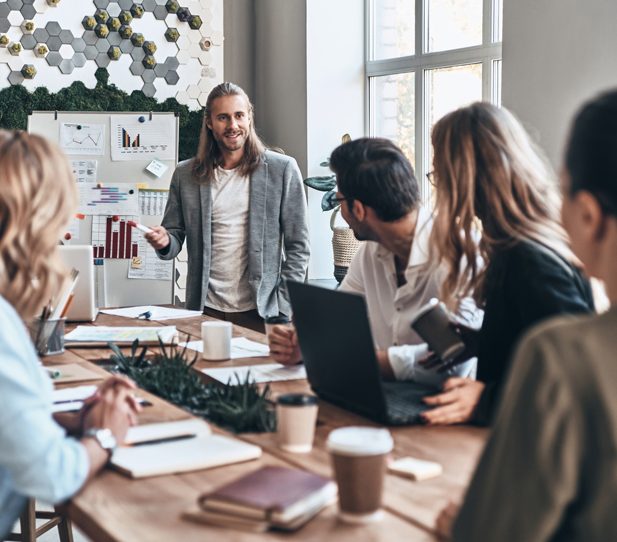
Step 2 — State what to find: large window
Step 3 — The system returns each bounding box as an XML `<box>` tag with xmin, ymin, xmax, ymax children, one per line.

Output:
<box><xmin>367</xmin><ymin>0</ymin><xmax>503</xmax><ymax>203</ymax></box>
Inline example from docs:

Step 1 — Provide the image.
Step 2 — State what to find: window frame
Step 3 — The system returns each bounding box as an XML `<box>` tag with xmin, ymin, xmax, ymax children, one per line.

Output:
<box><xmin>365</xmin><ymin>0</ymin><xmax>503</xmax><ymax>203</ymax></box>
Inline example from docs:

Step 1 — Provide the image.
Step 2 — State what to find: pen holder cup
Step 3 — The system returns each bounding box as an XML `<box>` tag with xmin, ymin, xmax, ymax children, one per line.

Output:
<box><xmin>29</xmin><ymin>318</ymin><xmax>66</xmax><ymax>356</ymax></box>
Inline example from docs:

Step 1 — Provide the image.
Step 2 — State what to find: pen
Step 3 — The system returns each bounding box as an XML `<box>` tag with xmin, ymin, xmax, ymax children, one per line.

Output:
<box><xmin>46</xmin><ymin>368</ymin><xmax>61</xmax><ymax>379</ymax></box>
<box><xmin>136</xmin><ymin>310</ymin><xmax>152</xmax><ymax>320</ymax></box>
<box><xmin>127</xmin><ymin>220</ymin><xmax>153</xmax><ymax>235</ymax></box>
<box><xmin>130</xmin><ymin>433</ymin><xmax>197</xmax><ymax>447</ymax></box>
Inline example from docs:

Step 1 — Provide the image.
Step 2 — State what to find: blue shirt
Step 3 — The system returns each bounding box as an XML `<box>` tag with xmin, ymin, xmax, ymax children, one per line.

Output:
<box><xmin>0</xmin><ymin>296</ymin><xmax>88</xmax><ymax>537</ymax></box>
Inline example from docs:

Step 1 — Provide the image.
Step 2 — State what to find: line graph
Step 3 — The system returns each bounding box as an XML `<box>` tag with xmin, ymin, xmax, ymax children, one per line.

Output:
<box><xmin>60</xmin><ymin>123</ymin><xmax>105</xmax><ymax>155</ymax></box>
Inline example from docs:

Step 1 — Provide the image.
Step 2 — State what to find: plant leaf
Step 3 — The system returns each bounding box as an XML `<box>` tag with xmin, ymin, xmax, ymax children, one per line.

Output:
<box><xmin>321</xmin><ymin>189</ymin><xmax>341</xmax><ymax>211</ymax></box>
<box><xmin>304</xmin><ymin>175</ymin><xmax>336</xmax><ymax>191</ymax></box>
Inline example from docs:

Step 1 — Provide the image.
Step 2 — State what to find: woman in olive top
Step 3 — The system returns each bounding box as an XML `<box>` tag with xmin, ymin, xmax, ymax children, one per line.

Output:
<box><xmin>438</xmin><ymin>88</ymin><xmax>617</xmax><ymax>542</ymax></box>
<box><xmin>421</xmin><ymin>102</ymin><xmax>594</xmax><ymax>426</ymax></box>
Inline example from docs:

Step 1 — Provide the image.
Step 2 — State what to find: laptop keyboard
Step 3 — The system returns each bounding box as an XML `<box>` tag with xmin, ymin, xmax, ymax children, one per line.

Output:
<box><xmin>383</xmin><ymin>381</ymin><xmax>433</xmax><ymax>425</ymax></box>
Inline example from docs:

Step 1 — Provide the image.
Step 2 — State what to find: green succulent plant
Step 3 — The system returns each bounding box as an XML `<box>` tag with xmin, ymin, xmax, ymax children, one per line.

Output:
<box><xmin>118</xmin><ymin>10</ymin><xmax>133</xmax><ymax>25</ymax></box>
<box><xmin>95</xmin><ymin>23</ymin><xmax>110</xmax><ymax>38</ymax></box>
<box><xmin>107</xmin><ymin>17</ymin><xmax>122</xmax><ymax>32</ymax></box>
<box><xmin>130</xmin><ymin>32</ymin><xmax>145</xmax><ymax>47</ymax></box>
<box><xmin>107</xmin><ymin>46</ymin><xmax>121</xmax><ymax>60</ymax></box>
<box><xmin>109</xmin><ymin>339</ymin><xmax>275</xmax><ymax>433</ymax></box>
<box><xmin>166</xmin><ymin>0</ymin><xmax>180</xmax><ymax>13</ymax></box>
<box><xmin>21</xmin><ymin>65</ymin><xmax>36</xmax><ymax>79</ymax></box>
<box><xmin>130</xmin><ymin>4</ymin><xmax>144</xmax><ymax>18</ymax></box>
<box><xmin>142</xmin><ymin>55</ymin><xmax>156</xmax><ymax>69</ymax></box>
<box><xmin>82</xmin><ymin>16</ymin><xmax>96</xmax><ymax>31</ymax></box>
<box><xmin>119</xmin><ymin>25</ymin><xmax>133</xmax><ymax>39</ymax></box>
<box><xmin>188</xmin><ymin>15</ymin><xmax>202</xmax><ymax>30</ymax></box>
<box><xmin>0</xmin><ymin>35</ymin><xmax>10</xmax><ymax>47</ymax></box>
<box><xmin>94</xmin><ymin>9</ymin><xmax>109</xmax><ymax>24</ymax></box>
<box><xmin>8</xmin><ymin>42</ymin><xmax>22</xmax><ymax>55</ymax></box>
<box><xmin>165</xmin><ymin>28</ymin><xmax>180</xmax><ymax>42</ymax></box>
<box><xmin>142</xmin><ymin>40</ymin><xmax>157</xmax><ymax>55</ymax></box>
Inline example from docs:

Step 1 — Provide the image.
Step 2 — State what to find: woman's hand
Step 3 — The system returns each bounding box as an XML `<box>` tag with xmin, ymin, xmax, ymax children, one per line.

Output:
<box><xmin>268</xmin><ymin>325</ymin><xmax>302</xmax><ymax>365</ymax></box>
<box><xmin>421</xmin><ymin>378</ymin><xmax>485</xmax><ymax>425</ymax></box>
<box><xmin>82</xmin><ymin>384</ymin><xmax>140</xmax><ymax>445</ymax></box>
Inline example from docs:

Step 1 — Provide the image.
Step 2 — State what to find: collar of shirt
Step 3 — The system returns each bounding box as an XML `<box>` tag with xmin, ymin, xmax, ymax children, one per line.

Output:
<box><xmin>375</xmin><ymin>206</ymin><xmax>433</xmax><ymax>270</ymax></box>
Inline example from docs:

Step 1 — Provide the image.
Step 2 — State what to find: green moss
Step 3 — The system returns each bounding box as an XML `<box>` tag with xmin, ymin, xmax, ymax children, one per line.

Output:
<box><xmin>0</xmin><ymin>78</ymin><xmax>201</xmax><ymax>161</ymax></box>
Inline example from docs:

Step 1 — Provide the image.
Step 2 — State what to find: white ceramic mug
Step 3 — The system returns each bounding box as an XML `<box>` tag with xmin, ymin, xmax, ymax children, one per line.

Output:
<box><xmin>201</xmin><ymin>321</ymin><xmax>232</xmax><ymax>361</ymax></box>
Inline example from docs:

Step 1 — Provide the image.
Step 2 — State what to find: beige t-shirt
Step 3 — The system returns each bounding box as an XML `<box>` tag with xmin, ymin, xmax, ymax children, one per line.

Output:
<box><xmin>205</xmin><ymin>166</ymin><xmax>255</xmax><ymax>312</ymax></box>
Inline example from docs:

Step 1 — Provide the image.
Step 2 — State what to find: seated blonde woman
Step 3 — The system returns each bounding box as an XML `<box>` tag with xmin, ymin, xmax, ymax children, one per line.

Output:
<box><xmin>0</xmin><ymin>131</ymin><xmax>139</xmax><ymax>537</ymax></box>
<box><xmin>438</xmin><ymin>88</ymin><xmax>617</xmax><ymax>542</ymax></box>
<box><xmin>421</xmin><ymin>102</ymin><xmax>594</xmax><ymax>426</ymax></box>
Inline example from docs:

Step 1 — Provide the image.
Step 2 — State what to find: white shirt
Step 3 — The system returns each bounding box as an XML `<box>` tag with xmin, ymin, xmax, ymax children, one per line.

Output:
<box><xmin>340</xmin><ymin>206</ymin><xmax>481</xmax><ymax>386</ymax></box>
<box><xmin>205</xmin><ymin>166</ymin><xmax>256</xmax><ymax>312</ymax></box>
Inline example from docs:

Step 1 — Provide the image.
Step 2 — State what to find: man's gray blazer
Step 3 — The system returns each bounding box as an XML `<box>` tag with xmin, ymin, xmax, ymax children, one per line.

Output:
<box><xmin>157</xmin><ymin>150</ymin><xmax>310</xmax><ymax>317</ymax></box>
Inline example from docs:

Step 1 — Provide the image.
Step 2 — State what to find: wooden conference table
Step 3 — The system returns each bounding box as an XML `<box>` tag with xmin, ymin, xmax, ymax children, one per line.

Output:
<box><xmin>48</xmin><ymin>311</ymin><xmax>488</xmax><ymax>542</ymax></box>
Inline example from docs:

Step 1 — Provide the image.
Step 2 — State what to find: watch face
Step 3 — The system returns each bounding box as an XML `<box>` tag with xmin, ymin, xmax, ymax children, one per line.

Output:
<box><xmin>87</xmin><ymin>428</ymin><xmax>117</xmax><ymax>452</ymax></box>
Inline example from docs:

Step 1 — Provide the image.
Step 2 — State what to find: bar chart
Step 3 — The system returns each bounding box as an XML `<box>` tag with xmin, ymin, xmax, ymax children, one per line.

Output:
<box><xmin>92</xmin><ymin>215</ymin><xmax>139</xmax><ymax>259</ymax></box>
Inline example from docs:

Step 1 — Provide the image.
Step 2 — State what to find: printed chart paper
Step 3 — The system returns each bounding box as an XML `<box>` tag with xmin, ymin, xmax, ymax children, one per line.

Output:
<box><xmin>111</xmin><ymin>115</ymin><xmax>176</xmax><ymax>161</ymax></box>
<box><xmin>71</xmin><ymin>160</ymin><xmax>98</xmax><ymax>183</ymax></box>
<box><xmin>127</xmin><ymin>229</ymin><xmax>173</xmax><ymax>280</ymax></box>
<box><xmin>91</xmin><ymin>215</ymin><xmax>139</xmax><ymax>259</ymax></box>
<box><xmin>60</xmin><ymin>123</ymin><xmax>105</xmax><ymax>156</ymax></box>
<box><xmin>78</xmin><ymin>184</ymin><xmax>140</xmax><ymax>216</ymax></box>
<box><xmin>139</xmin><ymin>189</ymin><xmax>169</xmax><ymax>216</ymax></box>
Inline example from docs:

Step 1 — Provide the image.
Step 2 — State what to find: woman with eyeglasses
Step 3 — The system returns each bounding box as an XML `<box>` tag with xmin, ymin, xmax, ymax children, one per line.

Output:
<box><xmin>437</xmin><ymin>87</ymin><xmax>617</xmax><ymax>542</ymax></box>
<box><xmin>0</xmin><ymin>131</ymin><xmax>139</xmax><ymax>537</ymax></box>
<box><xmin>420</xmin><ymin>102</ymin><xmax>595</xmax><ymax>426</ymax></box>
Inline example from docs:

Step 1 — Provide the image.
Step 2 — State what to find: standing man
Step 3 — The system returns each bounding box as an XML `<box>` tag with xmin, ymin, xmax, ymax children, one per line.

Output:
<box><xmin>145</xmin><ymin>82</ymin><xmax>310</xmax><ymax>332</ymax></box>
<box><xmin>269</xmin><ymin>138</ymin><xmax>481</xmax><ymax>386</ymax></box>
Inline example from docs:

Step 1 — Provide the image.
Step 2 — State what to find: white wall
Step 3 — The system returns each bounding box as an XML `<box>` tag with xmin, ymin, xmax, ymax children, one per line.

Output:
<box><xmin>502</xmin><ymin>0</ymin><xmax>617</xmax><ymax>167</ymax></box>
<box><xmin>306</xmin><ymin>0</ymin><xmax>365</xmax><ymax>279</ymax></box>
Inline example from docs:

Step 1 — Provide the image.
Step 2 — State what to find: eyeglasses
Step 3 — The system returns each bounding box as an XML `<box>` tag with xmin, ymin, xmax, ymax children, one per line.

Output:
<box><xmin>325</xmin><ymin>192</ymin><xmax>353</xmax><ymax>209</ymax></box>
<box><xmin>426</xmin><ymin>171</ymin><xmax>436</xmax><ymax>187</ymax></box>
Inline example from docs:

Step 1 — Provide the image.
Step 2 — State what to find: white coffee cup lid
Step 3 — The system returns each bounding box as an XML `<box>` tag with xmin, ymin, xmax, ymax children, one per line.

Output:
<box><xmin>201</xmin><ymin>321</ymin><xmax>232</xmax><ymax>328</ymax></box>
<box><xmin>327</xmin><ymin>426</ymin><xmax>393</xmax><ymax>456</ymax></box>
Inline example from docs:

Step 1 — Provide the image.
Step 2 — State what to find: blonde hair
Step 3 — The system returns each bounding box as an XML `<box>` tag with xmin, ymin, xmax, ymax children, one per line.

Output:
<box><xmin>0</xmin><ymin>130</ymin><xmax>77</xmax><ymax>320</ymax></box>
<box><xmin>430</xmin><ymin>102</ymin><xmax>575</xmax><ymax>309</ymax></box>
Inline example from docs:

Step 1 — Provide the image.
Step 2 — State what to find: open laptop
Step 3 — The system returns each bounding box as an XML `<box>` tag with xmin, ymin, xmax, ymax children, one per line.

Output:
<box><xmin>287</xmin><ymin>281</ymin><xmax>435</xmax><ymax>426</ymax></box>
<box><xmin>58</xmin><ymin>245</ymin><xmax>98</xmax><ymax>322</ymax></box>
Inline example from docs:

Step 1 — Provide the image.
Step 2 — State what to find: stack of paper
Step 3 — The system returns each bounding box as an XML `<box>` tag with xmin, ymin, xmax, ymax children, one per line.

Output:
<box><xmin>64</xmin><ymin>326</ymin><xmax>177</xmax><ymax>346</ymax></box>
<box><xmin>202</xmin><ymin>363</ymin><xmax>307</xmax><ymax>385</ymax></box>
<box><xmin>100</xmin><ymin>306</ymin><xmax>203</xmax><ymax>321</ymax></box>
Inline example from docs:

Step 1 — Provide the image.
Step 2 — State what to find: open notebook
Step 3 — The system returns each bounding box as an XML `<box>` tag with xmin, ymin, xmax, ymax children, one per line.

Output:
<box><xmin>111</xmin><ymin>419</ymin><xmax>262</xmax><ymax>478</ymax></box>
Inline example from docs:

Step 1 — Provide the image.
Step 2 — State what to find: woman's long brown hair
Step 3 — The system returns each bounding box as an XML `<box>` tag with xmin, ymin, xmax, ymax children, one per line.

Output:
<box><xmin>430</xmin><ymin>102</ymin><xmax>576</xmax><ymax>309</ymax></box>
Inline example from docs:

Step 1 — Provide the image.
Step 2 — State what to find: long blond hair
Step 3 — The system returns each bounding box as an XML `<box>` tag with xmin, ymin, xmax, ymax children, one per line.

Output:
<box><xmin>0</xmin><ymin>130</ymin><xmax>77</xmax><ymax>320</ymax></box>
<box><xmin>430</xmin><ymin>102</ymin><xmax>575</xmax><ymax>309</ymax></box>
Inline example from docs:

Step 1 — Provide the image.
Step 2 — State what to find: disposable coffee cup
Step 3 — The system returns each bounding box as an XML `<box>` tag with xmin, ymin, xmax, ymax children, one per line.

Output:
<box><xmin>264</xmin><ymin>314</ymin><xmax>292</xmax><ymax>339</ymax></box>
<box><xmin>276</xmin><ymin>393</ymin><xmax>318</xmax><ymax>453</ymax></box>
<box><xmin>201</xmin><ymin>321</ymin><xmax>232</xmax><ymax>361</ymax></box>
<box><xmin>411</xmin><ymin>298</ymin><xmax>465</xmax><ymax>362</ymax></box>
<box><xmin>29</xmin><ymin>318</ymin><xmax>65</xmax><ymax>356</ymax></box>
<box><xmin>327</xmin><ymin>426</ymin><xmax>393</xmax><ymax>524</ymax></box>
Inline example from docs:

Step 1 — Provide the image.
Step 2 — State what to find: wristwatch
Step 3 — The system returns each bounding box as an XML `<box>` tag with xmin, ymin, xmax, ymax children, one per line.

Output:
<box><xmin>83</xmin><ymin>428</ymin><xmax>117</xmax><ymax>458</ymax></box>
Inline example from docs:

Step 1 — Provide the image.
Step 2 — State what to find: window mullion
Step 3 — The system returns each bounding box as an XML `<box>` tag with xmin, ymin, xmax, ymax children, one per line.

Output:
<box><xmin>416</xmin><ymin>0</ymin><xmax>427</xmax><ymax>201</ymax></box>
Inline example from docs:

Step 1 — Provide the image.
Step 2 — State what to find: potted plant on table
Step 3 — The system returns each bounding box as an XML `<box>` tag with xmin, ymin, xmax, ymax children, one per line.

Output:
<box><xmin>304</xmin><ymin>134</ymin><xmax>361</xmax><ymax>283</ymax></box>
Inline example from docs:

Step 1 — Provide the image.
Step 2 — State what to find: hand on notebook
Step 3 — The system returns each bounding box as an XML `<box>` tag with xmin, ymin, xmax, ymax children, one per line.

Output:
<box><xmin>144</xmin><ymin>225</ymin><xmax>170</xmax><ymax>251</ymax></box>
<box><xmin>82</xmin><ymin>377</ymin><xmax>141</xmax><ymax>443</ymax></box>
<box><xmin>421</xmin><ymin>378</ymin><xmax>485</xmax><ymax>425</ymax></box>
<box><xmin>268</xmin><ymin>325</ymin><xmax>302</xmax><ymax>365</ymax></box>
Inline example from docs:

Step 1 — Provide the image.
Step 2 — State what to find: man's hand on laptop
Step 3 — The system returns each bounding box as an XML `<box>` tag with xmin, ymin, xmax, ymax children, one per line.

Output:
<box><xmin>144</xmin><ymin>226</ymin><xmax>170</xmax><ymax>251</ymax></box>
<box><xmin>268</xmin><ymin>325</ymin><xmax>302</xmax><ymax>365</ymax></box>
